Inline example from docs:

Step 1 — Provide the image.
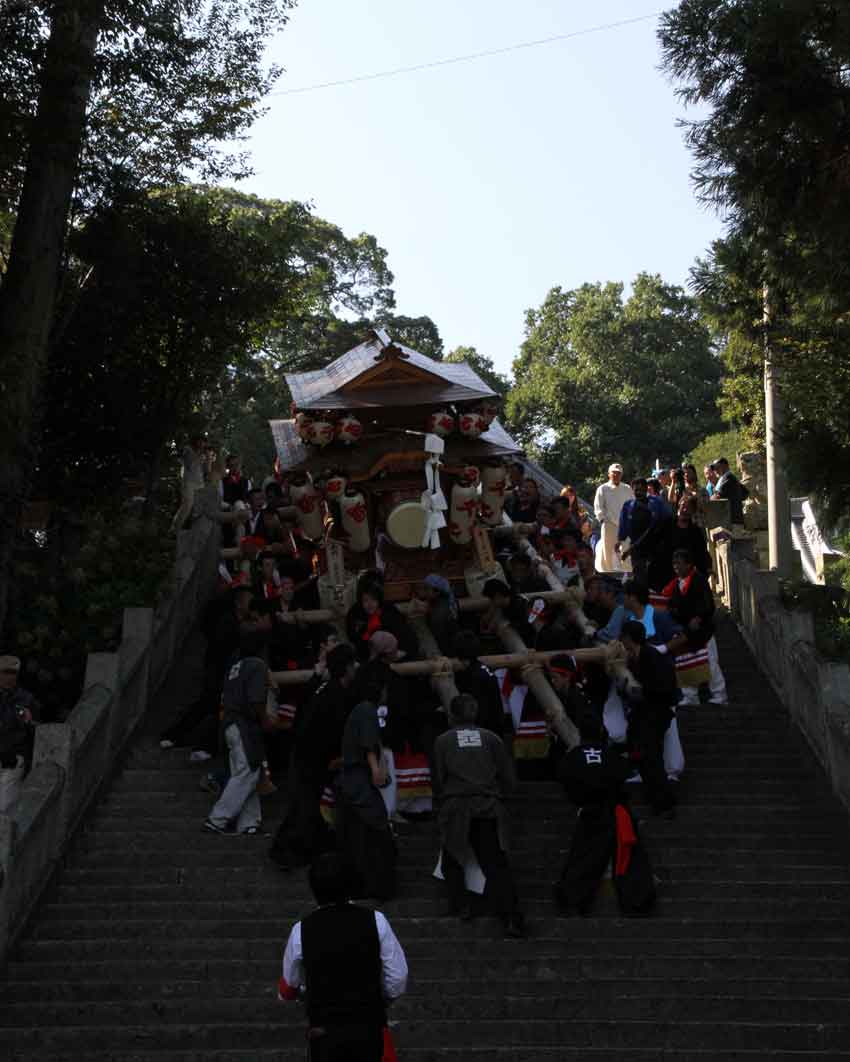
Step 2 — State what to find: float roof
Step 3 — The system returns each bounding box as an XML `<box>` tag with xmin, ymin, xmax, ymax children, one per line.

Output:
<box><xmin>285</xmin><ymin>332</ymin><xmax>498</xmax><ymax>411</ymax></box>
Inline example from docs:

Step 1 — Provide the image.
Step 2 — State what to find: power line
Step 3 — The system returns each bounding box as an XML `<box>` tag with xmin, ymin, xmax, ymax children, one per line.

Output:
<box><xmin>270</xmin><ymin>12</ymin><xmax>661</xmax><ymax>98</ymax></box>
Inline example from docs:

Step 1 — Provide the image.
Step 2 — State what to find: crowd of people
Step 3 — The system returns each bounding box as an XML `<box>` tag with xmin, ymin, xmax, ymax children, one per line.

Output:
<box><xmin>0</xmin><ymin>443</ymin><xmax>738</xmax><ymax>1059</ymax></box>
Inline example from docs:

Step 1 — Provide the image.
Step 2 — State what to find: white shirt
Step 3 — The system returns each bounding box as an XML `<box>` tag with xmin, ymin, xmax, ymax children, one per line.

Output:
<box><xmin>593</xmin><ymin>481</ymin><xmax>634</xmax><ymax>526</ymax></box>
<box><xmin>281</xmin><ymin>908</ymin><xmax>408</xmax><ymax>1002</ymax></box>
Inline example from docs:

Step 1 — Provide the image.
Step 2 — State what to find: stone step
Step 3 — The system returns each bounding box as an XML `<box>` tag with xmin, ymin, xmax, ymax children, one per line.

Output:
<box><xmin>17</xmin><ymin>920</ymin><xmax>850</xmax><ymax>961</ymax></box>
<box><xmin>12</xmin><ymin>1050</ymin><xmax>850</xmax><ymax>1062</ymax></box>
<box><xmin>4</xmin><ymin>1016</ymin><xmax>850</xmax><ymax>1052</ymax></box>
<box><xmin>4</xmin><ymin>976</ymin><xmax>850</xmax><ymax>1006</ymax></box>
<box><xmin>52</xmin><ymin>861</ymin><xmax>850</xmax><ymax>890</ymax></box>
<box><xmin>9</xmin><ymin>951</ymin><xmax>850</xmax><ymax>986</ymax></box>
<box><xmin>4</xmin><ymin>992</ymin><xmax>850</xmax><ymax>1028</ymax></box>
<box><xmin>38</xmin><ymin>879</ymin><xmax>850</xmax><ymax>917</ymax></box>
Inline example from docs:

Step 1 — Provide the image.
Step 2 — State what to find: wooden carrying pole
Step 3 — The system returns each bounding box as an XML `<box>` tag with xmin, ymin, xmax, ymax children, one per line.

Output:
<box><xmin>258</xmin><ymin>587</ymin><xmax>579</xmax><ymax>629</ymax></box>
<box><xmin>495</xmin><ymin>620</ymin><xmax>580</xmax><ymax>749</ymax></box>
<box><xmin>271</xmin><ymin>644</ymin><xmax>612</xmax><ymax>687</ymax></box>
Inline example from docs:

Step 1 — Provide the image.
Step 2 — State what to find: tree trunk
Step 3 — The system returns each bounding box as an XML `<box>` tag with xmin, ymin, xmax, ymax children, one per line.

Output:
<box><xmin>0</xmin><ymin>0</ymin><xmax>105</xmax><ymax>635</ymax></box>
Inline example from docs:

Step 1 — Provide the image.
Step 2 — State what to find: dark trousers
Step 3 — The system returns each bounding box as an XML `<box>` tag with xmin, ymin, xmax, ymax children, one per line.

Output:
<box><xmin>443</xmin><ymin>817</ymin><xmax>519</xmax><ymax>917</ymax></box>
<box><xmin>628</xmin><ymin>708</ymin><xmax>675</xmax><ymax>813</ymax></box>
<box><xmin>270</xmin><ymin>767</ymin><xmax>329</xmax><ymax>866</ymax></box>
<box><xmin>308</xmin><ymin>1024</ymin><xmax>383</xmax><ymax>1062</ymax></box>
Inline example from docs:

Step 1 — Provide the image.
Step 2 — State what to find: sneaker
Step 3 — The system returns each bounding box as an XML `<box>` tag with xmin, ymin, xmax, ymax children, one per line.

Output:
<box><xmin>202</xmin><ymin>819</ymin><xmax>230</xmax><ymax>834</ymax></box>
<box><xmin>708</xmin><ymin>698</ymin><xmax>729</xmax><ymax>706</ymax></box>
<box><xmin>190</xmin><ymin>750</ymin><xmax>213</xmax><ymax>763</ymax></box>
<box><xmin>159</xmin><ymin>739</ymin><xmax>175</xmax><ymax>749</ymax></box>
<box><xmin>625</xmin><ymin>771</ymin><xmax>642</xmax><ymax>784</ymax></box>
<box><xmin>239</xmin><ymin>825</ymin><xmax>266</xmax><ymax>836</ymax></box>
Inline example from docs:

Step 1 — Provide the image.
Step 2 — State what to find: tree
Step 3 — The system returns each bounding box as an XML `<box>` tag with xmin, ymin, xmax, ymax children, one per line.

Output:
<box><xmin>0</xmin><ymin>0</ymin><xmax>294</xmax><ymax>633</ymax></box>
<box><xmin>659</xmin><ymin>0</ymin><xmax>850</xmax><ymax>523</ymax></box>
<box><xmin>445</xmin><ymin>345</ymin><xmax>510</xmax><ymax>398</ymax></box>
<box><xmin>38</xmin><ymin>187</ymin><xmax>402</xmax><ymax>497</ymax></box>
<box><xmin>0</xmin><ymin>0</ymin><xmax>106</xmax><ymax>635</ymax></box>
<box><xmin>507</xmin><ymin>273</ymin><xmax>723</xmax><ymax>494</ymax></box>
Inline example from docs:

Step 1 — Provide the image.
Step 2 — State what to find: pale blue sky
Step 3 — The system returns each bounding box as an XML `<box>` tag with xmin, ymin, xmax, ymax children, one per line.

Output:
<box><xmin>242</xmin><ymin>1</ymin><xmax>722</xmax><ymax>376</ymax></box>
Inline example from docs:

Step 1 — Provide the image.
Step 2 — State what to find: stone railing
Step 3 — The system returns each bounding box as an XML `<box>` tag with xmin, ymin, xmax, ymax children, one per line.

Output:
<box><xmin>0</xmin><ymin>486</ymin><xmax>221</xmax><ymax>962</ymax></box>
<box><xmin>714</xmin><ymin>532</ymin><xmax>850</xmax><ymax>812</ymax></box>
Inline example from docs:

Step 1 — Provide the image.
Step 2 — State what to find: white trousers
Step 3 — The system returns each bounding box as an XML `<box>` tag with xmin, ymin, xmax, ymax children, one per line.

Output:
<box><xmin>208</xmin><ymin>724</ymin><xmax>261</xmax><ymax>831</ymax></box>
<box><xmin>597</xmin><ymin>521</ymin><xmax>630</xmax><ymax>574</ymax></box>
<box><xmin>679</xmin><ymin>636</ymin><xmax>728</xmax><ymax>705</ymax></box>
<box><xmin>0</xmin><ymin>757</ymin><xmax>24</xmax><ymax>813</ymax></box>
<box><xmin>603</xmin><ymin>685</ymin><xmax>685</xmax><ymax>780</ymax></box>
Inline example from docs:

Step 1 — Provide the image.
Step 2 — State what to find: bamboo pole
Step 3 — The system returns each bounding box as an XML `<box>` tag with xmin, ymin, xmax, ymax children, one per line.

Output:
<box><xmin>255</xmin><ymin>587</ymin><xmax>580</xmax><ymax>628</ymax></box>
<box><xmin>495</xmin><ymin>619</ymin><xmax>580</xmax><ymax>749</ymax></box>
<box><xmin>270</xmin><ymin>644</ymin><xmax>613</xmax><ymax>687</ymax></box>
<box><xmin>406</xmin><ymin>616</ymin><xmax>458</xmax><ymax>712</ymax></box>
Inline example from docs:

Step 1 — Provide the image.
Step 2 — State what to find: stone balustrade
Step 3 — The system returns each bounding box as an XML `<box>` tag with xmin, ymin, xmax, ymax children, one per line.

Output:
<box><xmin>714</xmin><ymin>532</ymin><xmax>850</xmax><ymax>812</ymax></box>
<box><xmin>0</xmin><ymin>487</ymin><xmax>221</xmax><ymax>962</ymax></box>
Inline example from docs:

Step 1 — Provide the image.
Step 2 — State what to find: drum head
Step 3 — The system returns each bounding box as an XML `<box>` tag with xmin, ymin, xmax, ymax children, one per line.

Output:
<box><xmin>386</xmin><ymin>500</ymin><xmax>427</xmax><ymax>549</ymax></box>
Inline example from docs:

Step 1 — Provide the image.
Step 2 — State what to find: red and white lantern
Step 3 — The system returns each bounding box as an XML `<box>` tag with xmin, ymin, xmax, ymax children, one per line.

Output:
<box><xmin>458</xmin><ymin>410</ymin><xmax>485</xmax><ymax>439</ymax></box>
<box><xmin>335</xmin><ymin>413</ymin><xmax>363</xmax><ymax>446</ymax></box>
<box><xmin>341</xmin><ymin>489</ymin><xmax>371</xmax><ymax>552</ymax></box>
<box><xmin>308</xmin><ymin>418</ymin><xmax>335</xmax><ymax>448</ymax></box>
<box><xmin>480</xmin><ymin>463</ymin><xmax>507</xmax><ymax>526</ymax></box>
<box><xmin>427</xmin><ymin>410</ymin><xmax>455</xmax><ymax>438</ymax></box>
<box><xmin>325</xmin><ymin>473</ymin><xmax>347</xmax><ymax>503</ymax></box>
<box><xmin>449</xmin><ymin>469</ymin><xmax>479</xmax><ymax>545</ymax></box>
<box><xmin>290</xmin><ymin>478</ymin><xmax>325</xmax><ymax>540</ymax></box>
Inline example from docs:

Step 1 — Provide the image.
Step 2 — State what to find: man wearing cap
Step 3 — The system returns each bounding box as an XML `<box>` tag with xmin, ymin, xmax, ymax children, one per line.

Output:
<box><xmin>593</xmin><ymin>465</ymin><xmax>634</xmax><ymax>574</ymax></box>
<box><xmin>0</xmin><ymin>656</ymin><xmax>40</xmax><ymax>812</ymax></box>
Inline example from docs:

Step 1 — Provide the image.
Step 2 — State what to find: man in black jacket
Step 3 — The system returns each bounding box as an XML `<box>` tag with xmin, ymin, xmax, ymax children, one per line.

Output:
<box><xmin>712</xmin><ymin>457</ymin><xmax>749</xmax><ymax>524</ymax></box>
<box><xmin>269</xmin><ymin>644</ymin><xmax>358</xmax><ymax>870</ymax></box>
<box><xmin>453</xmin><ymin>630</ymin><xmax>505</xmax><ymax>737</ymax></box>
<box><xmin>619</xmin><ymin>621</ymin><xmax>678</xmax><ymax>818</ymax></box>
<box><xmin>667</xmin><ymin>549</ymin><xmax>728</xmax><ymax>706</ymax></box>
<box><xmin>279</xmin><ymin>851</ymin><xmax>408</xmax><ymax>1061</ymax></box>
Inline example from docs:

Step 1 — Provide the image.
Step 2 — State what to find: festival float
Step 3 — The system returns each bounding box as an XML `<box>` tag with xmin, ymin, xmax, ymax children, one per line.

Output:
<box><xmin>267</xmin><ymin>329</ymin><xmax>626</xmax><ymax>745</ymax></box>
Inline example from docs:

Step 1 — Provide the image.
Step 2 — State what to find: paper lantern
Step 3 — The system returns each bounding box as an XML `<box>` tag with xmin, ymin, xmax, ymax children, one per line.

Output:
<box><xmin>449</xmin><ymin>478</ymin><xmax>479</xmax><ymax>545</ymax></box>
<box><xmin>307</xmin><ymin>418</ymin><xmax>335</xmax><ymax>448</ymax></box>
<box><xmin>290</xmin><ymin>479</ymin><xmax>325</xmax><ymax>540</ymax></box>
<box><xmin>480</xmin><ymin>463</ymin><xmax>507</xmax><ymax>526</ymax></box>
<box><xmin>427</xmin><ymin>410</ymin><xmax>455</xmax><ymax>438</ymax></box>
<box><xmin>336</xmin><ymin>413</ymin><xmax>363</xmax><ymax>446</ymax></box>
<box><xmin>340</xmin><ymin>489</ymin><xmax>371</xmax><ymax>552</ymax></box>
<box><xmin>458</xmin><ymin>411</ymin><xmax>485</xmax><ymax>439</ymax></box>
<box><xmin>325</xmin><ymin>473</ymin><xmax>347</xmax><ymax>502</ymax></box>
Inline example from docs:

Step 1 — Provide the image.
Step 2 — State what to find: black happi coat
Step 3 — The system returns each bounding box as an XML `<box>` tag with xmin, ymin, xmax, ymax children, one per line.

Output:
<box><xmin>554</xmin><ymin>743</ymin><xmax>656</xmax><ymax>917</ymax></box>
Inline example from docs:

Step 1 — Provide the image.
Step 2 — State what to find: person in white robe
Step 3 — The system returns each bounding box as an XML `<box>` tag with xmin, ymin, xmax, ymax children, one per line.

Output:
<box><xmin>593</xmin><ymin>464</ymin><xmax>634</xmax><ymax>573</ymax></box>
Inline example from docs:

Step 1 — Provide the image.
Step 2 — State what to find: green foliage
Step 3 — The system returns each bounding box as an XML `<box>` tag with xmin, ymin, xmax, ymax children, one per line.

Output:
<box><xmin>507</xmin><ymin>272</ymin><xmax>723</xmax><ymax>495</ymax></box>
<box><xmin>10</xmin><ymin>501</ymin><xmax>175</xmax><ymax>717</ymax></box>
<box><xmin>0</xmin><ymin>0</ymin><xmax>295</xmax><ymax>221</ymax></box>
<box><xmin>779</xmin><ymin>578</ymin><xmax>850</xmax><ymax>665</ymax></box>
<box><xmin>445</xmin><ymin>345</ymin><xmax>510</xmax><ymax>398</ymax></box>
<box><xmin>38</xmin><ymin>185</ymin><xmax>399</xmax><ymax>498</ymax></box>
<box><xmin>660</xmin><ymin>0</ymin><xmax>850</xmax><ymax>524</ymax></box>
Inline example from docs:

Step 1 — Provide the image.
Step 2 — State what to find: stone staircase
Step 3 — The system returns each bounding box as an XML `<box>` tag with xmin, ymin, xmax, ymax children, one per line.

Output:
<box><xmin>4</xmin><ymin>616</ymin><xmax>850</xmax><ymax>1060</ymax></box>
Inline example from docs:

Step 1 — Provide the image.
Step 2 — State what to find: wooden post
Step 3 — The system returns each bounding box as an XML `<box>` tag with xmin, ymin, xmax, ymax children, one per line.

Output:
<box><xmin>407</xmin><ymin>616</ymin><xmax>458</xmax><ymax>712</ymax></box>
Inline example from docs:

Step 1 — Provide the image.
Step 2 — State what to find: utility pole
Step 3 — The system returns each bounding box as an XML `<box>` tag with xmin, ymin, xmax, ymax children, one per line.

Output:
<box><xmin>763</xmin><ymin>283</ymin><xmax>793</xmax><ymax>577</ymax></box>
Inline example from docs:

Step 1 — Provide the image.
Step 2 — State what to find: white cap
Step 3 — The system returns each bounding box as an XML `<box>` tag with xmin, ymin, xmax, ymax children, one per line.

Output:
<box><xmin>424</xmin><ymin>433</ymin><xmax>445</xmax><ymax>455</ymax></box>
<box><xmin>608</xmin><ymin>463</ymin><xmax>623</xmax><ymax>474</ymax></box>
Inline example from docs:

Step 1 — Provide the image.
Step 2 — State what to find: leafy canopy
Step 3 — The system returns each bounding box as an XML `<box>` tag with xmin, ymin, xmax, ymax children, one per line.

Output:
<box><xmin>507</xmin><ymin>273</ymin><xmax>723</xmax><ymax>493</ymax></box>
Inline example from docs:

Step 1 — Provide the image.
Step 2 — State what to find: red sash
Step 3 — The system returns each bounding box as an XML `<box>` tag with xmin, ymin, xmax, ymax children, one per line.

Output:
<box><xmin>614</xmin><ymin>803</ymin><xmax>637</xmax><ymax>876</ymax></box>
